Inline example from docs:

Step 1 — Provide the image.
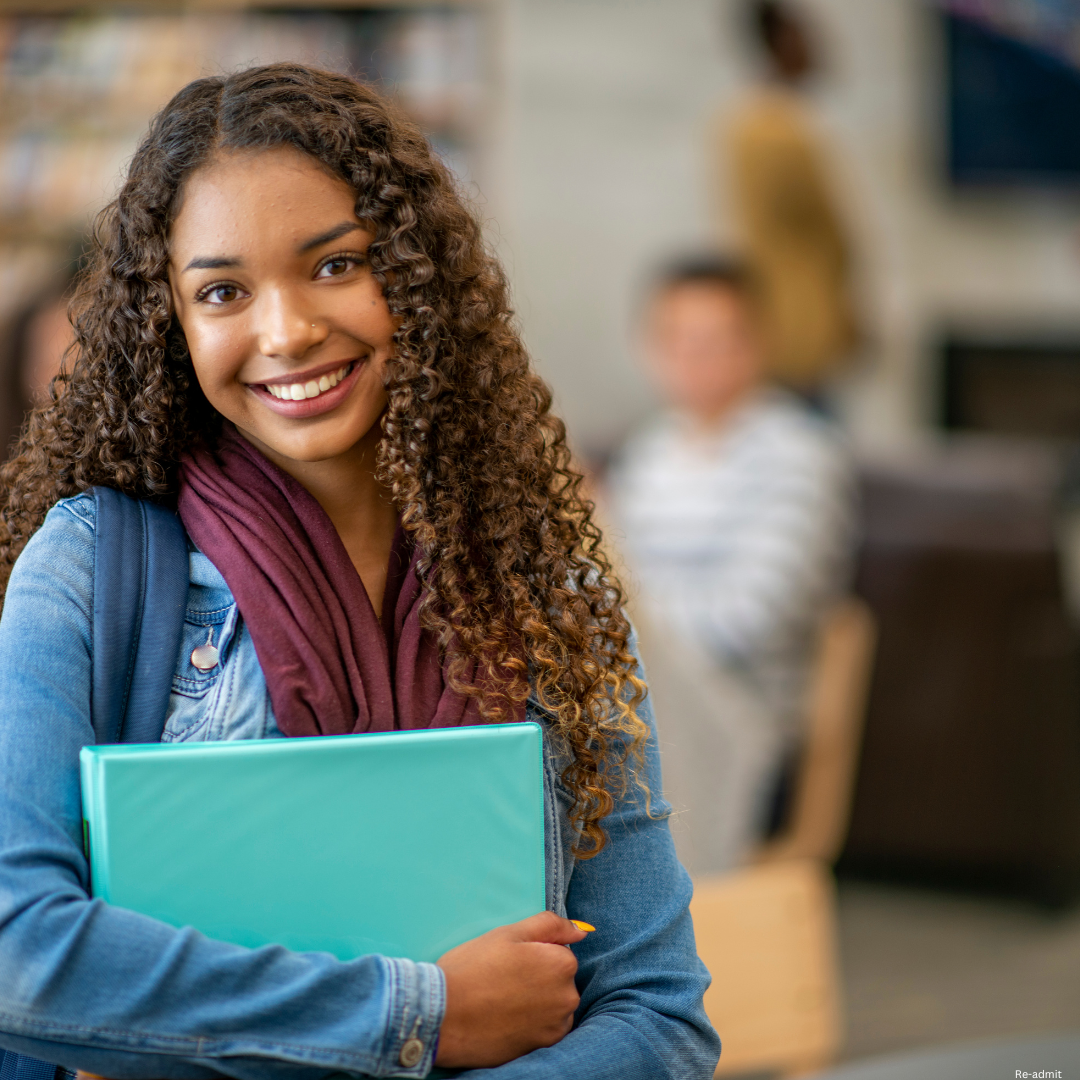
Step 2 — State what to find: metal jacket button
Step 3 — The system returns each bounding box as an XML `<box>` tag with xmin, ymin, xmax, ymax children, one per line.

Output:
<box><xmin>399</xmin><ymin>1038</ymin><xmax>424</xmax><ymax>1068</ymax></box>
<box><xmin>190</xmin><ymin>627</ymin><xmax>219</xmax><ymax>671</ymax></box>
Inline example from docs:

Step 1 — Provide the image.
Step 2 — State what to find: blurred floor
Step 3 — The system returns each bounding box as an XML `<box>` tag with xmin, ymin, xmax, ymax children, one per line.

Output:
<box><xmin>837</xmin><ymin>880</ymin><xmax>1080</xmax><ymax>1062</ymax></box>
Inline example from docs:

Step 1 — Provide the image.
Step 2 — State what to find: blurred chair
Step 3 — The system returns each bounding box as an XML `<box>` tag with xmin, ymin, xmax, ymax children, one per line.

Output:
<box><xmin>756</xmin><ymin>598</ymin><xmax>877</xmax><ymax>866</ymax></box>
<box><xmin>691</xmin><ymin>858</ymin><xmax>843</xmax><ymax>1077</ymax></box>
<box><xmin>629</xmin><ymin>586</ymin><xmax>876</xmax><ymax>875</ymax></box>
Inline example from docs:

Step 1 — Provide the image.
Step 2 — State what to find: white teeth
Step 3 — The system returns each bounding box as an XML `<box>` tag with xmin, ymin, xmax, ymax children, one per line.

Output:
<box><xmin>265</xmin><ymin>363</ymin><xmax>351</xmax><ymax>402</ymax></box>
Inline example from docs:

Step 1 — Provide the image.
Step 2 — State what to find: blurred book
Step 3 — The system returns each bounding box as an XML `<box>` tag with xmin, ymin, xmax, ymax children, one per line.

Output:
<box><xmin>0</xmin><ymin>7</ymin><xmax>487</xmax><ymax>238</ymax></box>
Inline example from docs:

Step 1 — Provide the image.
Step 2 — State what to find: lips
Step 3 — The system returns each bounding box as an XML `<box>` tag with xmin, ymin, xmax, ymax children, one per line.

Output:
<box><xmin>247</xmin><ymin>358</ymin><xmax>365</xmax><ymax>419</ymax></box>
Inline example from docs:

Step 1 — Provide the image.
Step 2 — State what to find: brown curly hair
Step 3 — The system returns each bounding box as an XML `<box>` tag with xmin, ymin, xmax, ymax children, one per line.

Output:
<box><xmin>0</xmin><ymin>63</ymin><xmax>647</xmax><ymax>856</ymax></box>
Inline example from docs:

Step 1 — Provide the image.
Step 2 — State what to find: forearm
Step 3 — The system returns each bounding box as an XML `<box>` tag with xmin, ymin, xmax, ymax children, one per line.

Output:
<box><xmin>507</xmin><ymin>679</ymin><xmax>719</xmax><ymax>1079</ymax></box>
<box><xmin>452</xmin><ymin>1011</ymin><xmax>711</xmax><ymax>1080</ymax></box>
<box><xmin>0</xmin><ymin>877</ymin><xmax>444</xmax><ymax>1079</ymax></box>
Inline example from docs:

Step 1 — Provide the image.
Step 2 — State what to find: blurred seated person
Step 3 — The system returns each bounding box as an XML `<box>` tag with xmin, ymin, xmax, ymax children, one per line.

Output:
<box><xmin>607</xmin><ymin>256</ymin><xmax>854</xmax><ymax>875</ymax></box>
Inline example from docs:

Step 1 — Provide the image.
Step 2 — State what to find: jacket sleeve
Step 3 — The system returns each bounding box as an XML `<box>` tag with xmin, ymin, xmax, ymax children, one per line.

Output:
<box><xmin>454</xmin><ymin>647</ymin><xmax>722</xmax><ymax>1080</ymax></box>
<box><xmin>0</xmin><ymin>498</ymin><xmax>444</xmax><ymax>1080</ymax></box>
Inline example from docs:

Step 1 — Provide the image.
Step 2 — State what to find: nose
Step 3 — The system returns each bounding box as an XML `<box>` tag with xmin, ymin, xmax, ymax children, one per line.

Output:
<box><xmin>255</xmin><ymin>287</ymin><xmax>327</xmax><ymax>361</ymax></box>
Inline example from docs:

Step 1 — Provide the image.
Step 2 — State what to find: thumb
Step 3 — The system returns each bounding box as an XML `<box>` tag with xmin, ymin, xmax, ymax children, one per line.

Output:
<box><xmin>507</xmin><ymin>910</ymin><xmax>593</xmax><ymax>945</ymax></box>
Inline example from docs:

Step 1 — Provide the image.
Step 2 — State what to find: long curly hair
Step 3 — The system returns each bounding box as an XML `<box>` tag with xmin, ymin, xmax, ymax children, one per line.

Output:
<box><xmin>0</xmin><ymin>63</ymin><xmax>646</xmax><ymax>856</ymax></box>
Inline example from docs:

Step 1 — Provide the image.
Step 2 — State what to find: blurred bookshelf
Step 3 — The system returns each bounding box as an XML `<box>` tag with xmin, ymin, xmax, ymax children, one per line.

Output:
<box><xmin>0</xmin><ymin>1</ymin><xmax>491</xmax><ymax>325</ymax></box>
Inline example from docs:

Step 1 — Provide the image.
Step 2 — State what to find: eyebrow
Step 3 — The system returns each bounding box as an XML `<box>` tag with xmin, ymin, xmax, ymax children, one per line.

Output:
<box><xmin>181</xmin><ymin>222</ymin><xmax>364</xmax><ymax>273</ymax></box>
<box><xmin>183</xmin><ymin>255</ymin><xmax>241</xmax><ymax>272</ymax></box>
<box><xmin>297</xmin><ymin>221</ymin><xmax>364</xmax><ymax>253</ymax></box>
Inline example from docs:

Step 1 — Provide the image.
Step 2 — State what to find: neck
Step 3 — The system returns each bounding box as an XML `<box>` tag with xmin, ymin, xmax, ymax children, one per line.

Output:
<box><xmin>235</xmin><ymin>422</ymin><xmax>399</xmax><ymax>617</ymax></box>
<box><xmin>683</xmin><ymin>383</ymin><xmax>760</xmax><ymax>433</ymax></box>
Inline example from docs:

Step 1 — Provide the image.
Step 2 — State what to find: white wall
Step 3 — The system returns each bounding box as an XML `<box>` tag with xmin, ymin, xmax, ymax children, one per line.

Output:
<box><xmin>489</xmin><ymin>0</ymin><xmax>737</xmax><ymax>455</ymax></box>
<box><xmin>488</xmin><ymin>0</ymin><xmax>1080</xmax><ymax>456</ymax></box>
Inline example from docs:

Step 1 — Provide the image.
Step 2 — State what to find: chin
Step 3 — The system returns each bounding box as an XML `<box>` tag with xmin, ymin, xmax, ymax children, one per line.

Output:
<box><xmin>233</xmin><ymin>420</ymin><xmax>361</xmax><ymax>466</ymax></box>
<box><xmin>275</xmin><ymin>434</ymin><xmax>367</xmax><ymax>464</ymax></box>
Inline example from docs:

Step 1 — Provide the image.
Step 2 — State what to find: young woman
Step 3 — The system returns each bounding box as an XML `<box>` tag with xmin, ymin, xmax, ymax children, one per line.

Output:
<box><xmin>0</xmin><ymin>64</ymin><xmax>719</xmax><ymax>1080</ymax></box>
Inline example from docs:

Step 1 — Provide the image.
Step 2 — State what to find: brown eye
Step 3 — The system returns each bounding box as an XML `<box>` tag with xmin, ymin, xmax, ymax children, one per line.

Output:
<box><xmin>202</xmin><ymin>284</ymin><xmax>242</xmax><ymax>305</ymax></box>
<box><xmin>317</xmin><ymin>256</ymin><xmax>356</xmax><ymax>279</ymax></box>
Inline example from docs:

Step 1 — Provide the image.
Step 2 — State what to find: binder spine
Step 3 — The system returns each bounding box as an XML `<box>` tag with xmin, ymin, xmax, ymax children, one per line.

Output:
<box><xmin>79</xmin><ymin>748</ymin><xmax>109</xmax><ymax>900</ymax></box>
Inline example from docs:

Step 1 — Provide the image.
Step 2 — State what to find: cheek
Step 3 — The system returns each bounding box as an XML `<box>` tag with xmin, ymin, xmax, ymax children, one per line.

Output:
<box><xmin>360</xmin><ymin>356</ymin><xmax>391</xmax><ymax>409</ymax></box>
<box><xmin>185</xmin><ymin>321</ymin><xmax>246</xmax><ymax>391</ymax></box>
<box><xmin>348</xmin><ymin>290</ymin><xmax>397</xmax><ymax>347</ymax></box>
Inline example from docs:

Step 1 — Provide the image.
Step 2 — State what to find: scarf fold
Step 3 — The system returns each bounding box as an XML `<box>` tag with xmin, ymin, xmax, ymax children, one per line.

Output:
<box><xmin>177</xmin><ymin>426</ymin><xmax>486</xmax><ymax>737</ymax></box>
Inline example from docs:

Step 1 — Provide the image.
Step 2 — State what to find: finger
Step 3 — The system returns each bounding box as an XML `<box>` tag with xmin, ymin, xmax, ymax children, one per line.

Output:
<box><xmin>506</xmin><ymin>910</ymin><xmax>591</xmax><ymax>945</ymax></box>
<box><xmin>536</xmin><ymin>939</ymin><xmax>580</xmax><ymax>981</ymax></box>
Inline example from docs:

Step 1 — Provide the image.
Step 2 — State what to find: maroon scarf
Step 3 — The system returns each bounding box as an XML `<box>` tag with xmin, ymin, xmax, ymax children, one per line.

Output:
<box><xmin>177</xmin><ymin>426</ymin><xmax>490</xmax><ymax>737</ymax></box>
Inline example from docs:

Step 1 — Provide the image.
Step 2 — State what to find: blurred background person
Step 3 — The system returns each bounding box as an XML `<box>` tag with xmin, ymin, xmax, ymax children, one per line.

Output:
<box><xmin>721</xmin><ymin>0</ymin><xmax>861</xmax><ymax>394</ymax></box>
<box><xmin>607</xmin><ymin>255</ymin><xmax>855</xmax><ymax>875</ymax></box>
<box><xmin>0</xmin><ymin>252</ymin><xmax>78</xmax><ymax>459</ymax></box>
<box><xmin>17</xmin><ymin>286</ymin><xmax>74</xmax><ymax>409</ymax></box>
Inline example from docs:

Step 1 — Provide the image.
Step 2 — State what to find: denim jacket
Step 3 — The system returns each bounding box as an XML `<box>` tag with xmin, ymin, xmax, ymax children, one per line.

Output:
<box><xmin>0</xmin><ymin>493</ymin><xmax>720</xmax><ymax>1080</ymax></box>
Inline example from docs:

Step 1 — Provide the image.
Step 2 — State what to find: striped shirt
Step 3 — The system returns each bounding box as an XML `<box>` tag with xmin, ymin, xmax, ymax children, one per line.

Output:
<box><xmin>609</xmin><ymin>389</ymin><xmax>855</xmax><ymax>740</ymax></box>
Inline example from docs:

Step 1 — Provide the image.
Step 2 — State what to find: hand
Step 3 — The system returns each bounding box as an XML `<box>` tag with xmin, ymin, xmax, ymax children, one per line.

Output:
<box><xmin>434</xmin><ymin>911</ymin><xmax>589</xmax><ymax>1069</ymax></box>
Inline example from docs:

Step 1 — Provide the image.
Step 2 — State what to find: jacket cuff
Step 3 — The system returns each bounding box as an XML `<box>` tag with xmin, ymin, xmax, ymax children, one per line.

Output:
<box><xmin>378</xmin><ymin>957</ymin><xmax>446</xmax><ymax>1077</ymax></box>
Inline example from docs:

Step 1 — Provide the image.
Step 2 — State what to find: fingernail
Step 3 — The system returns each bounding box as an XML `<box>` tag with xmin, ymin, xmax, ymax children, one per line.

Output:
<box><xmin>571</xmin><ymin>920</ymin><xmax>595</xmax><ymax>932</ymax></box>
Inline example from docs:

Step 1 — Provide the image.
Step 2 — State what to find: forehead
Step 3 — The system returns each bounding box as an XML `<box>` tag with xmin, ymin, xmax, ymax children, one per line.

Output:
<box><xmin>651</xmin><ymin>281</ymin><xmax>752</xmax><ymax>321</ymax></box>
<box><xmin>169</xmin><ymin>146</ymin><xmax>357</xmax><ymax>250</ymax></box>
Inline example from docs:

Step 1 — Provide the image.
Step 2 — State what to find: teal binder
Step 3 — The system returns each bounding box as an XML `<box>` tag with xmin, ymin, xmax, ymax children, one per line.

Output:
<box><xmin>80</xmin><ymin>722</ymin><xmax>545</xmax><ymax>964</ymax></box>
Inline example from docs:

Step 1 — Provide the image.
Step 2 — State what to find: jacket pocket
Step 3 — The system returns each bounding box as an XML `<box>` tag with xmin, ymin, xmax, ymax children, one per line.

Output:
<box><xmin>170</xmin><ymin>604</ymin><xmax>238</xmax><ymax>700</ymax></box>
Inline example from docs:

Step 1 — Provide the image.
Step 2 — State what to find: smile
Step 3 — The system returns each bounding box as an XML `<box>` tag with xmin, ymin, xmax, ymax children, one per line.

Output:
<box><xmin>249</xmin><ymin>357</ymin><xmax>366</xmax><ymax>419</ymax></box>
<box><xmin>263</xmin><ymin>362</ymin><xmax>354</xmax><ymax>401</ymax></box>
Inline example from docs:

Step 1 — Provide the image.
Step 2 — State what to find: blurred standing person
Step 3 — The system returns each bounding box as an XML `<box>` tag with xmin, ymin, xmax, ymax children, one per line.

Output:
<box><xmin>607</xmin><ymin>257</ymin><xmax>854</xmax><ymax>875</ymax></box>
<box><xmin>722</xmin><ymin>0</ymin><xmax>860</xmax><ymax>392</ymax></box>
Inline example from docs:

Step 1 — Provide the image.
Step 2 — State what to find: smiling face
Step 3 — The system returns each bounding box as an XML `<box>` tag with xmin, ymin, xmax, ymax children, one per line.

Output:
<box><xmin>168</xmin><ymin>145</ymin><xmax>397</xmax><ymax>472</ymax></box>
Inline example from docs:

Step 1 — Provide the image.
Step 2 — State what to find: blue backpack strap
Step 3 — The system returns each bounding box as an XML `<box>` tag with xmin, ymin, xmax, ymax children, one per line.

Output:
<box><xmin>91</xmin><ymin>487</ymin><xmax>189</xmax><ymax>746</ymax></box>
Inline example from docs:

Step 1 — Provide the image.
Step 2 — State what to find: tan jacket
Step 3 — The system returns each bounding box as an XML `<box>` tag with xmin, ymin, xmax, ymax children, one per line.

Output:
<box><xmin>724</xmin><ymin>90</ymin><xmax>859</xmax><ymax>388</ymax></box>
